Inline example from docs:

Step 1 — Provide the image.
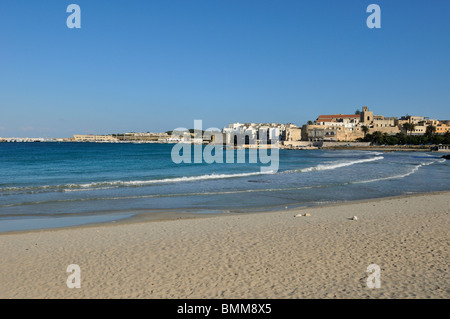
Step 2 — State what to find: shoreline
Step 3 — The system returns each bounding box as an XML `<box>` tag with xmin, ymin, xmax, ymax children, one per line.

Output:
<box><xmin>1</xmin><ymin>191</ymin><xmax>449</xmax><ymax>298</ymax></box>
<box><xmin>2</xmin><ymin>140</ymin><xmax>449</xmax><ymax>152</ymax></box>
<box><xmin>2</xmin><ymin>190</ymin><xmax>449</xmax><ymax>236</ymax></box>
<box><xmin>320</xmin><ymin>146</ymin><xmax>440</xmax><ymax>152</ymax></box>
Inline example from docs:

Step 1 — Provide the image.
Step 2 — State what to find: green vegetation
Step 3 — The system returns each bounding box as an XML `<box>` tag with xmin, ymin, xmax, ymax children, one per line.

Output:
<box><xmin>361</xmin><ymin>125</ymin><xmax>369</xmax><ymax>138</ymax></box>
<box><xmin>358</xmin><ymin>131</ymin><xmax>450</xmax><ymax>145</ymax></box>
<box><xmin>425</xmin><ymin>125</ymin><xmax>436</xmax><ymax>137</ymax></box>
<box><xmin>402</xmin><ymin>122</ymin><xmax>416</xmax><ymax>135</ymax></box>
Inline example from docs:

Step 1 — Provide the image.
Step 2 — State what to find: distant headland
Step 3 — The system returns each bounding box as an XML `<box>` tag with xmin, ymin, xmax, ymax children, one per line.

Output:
<box><xmin>1</xmin><ymin>106</ymin><xmax>449</xmax><ymax>152</ymax></box>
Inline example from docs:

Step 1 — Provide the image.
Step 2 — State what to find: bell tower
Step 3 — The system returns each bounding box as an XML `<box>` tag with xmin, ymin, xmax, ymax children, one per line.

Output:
<box><xmin>360</xmin><ymin>106</ymin><xmax>373</xmax><ymax>124</ymax></box>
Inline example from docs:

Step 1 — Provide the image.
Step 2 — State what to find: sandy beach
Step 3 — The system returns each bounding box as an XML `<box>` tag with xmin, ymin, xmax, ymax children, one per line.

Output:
<box><xmin>1</xmin><ymin>191</ymin><xmax>449</xmax><ymax>299</ymax></box>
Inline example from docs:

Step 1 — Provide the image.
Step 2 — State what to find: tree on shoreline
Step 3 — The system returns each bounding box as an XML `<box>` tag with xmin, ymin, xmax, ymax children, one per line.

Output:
<box><xmin>402</xmin><ymin>122</ymin><xmax>416</xmax><ymax>135</ymax></box>
<box><xmin>361</xmin><ymin>125</ymin><xmax>369</xmax><ymax>138</ymax></box>
<box><xmin>358</xmin><ymin>130</ymin><xmax>450</xmax><ymax>145</ymax></box>
<box><xmin>371</xmin><ymin>131</ymin><xmax>384</xmax><ymax>144</ymax></box>
<box><xmin>425</xmin><ymin>125</ymin><xmax>436</xmax><ymax>137</ymax></box>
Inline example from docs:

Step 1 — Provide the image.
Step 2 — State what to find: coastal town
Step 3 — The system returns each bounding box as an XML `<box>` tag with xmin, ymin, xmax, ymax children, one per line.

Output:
<box><xmin>1</xmin><ymin>106</ymin><xmax>450</xmax><ymax>151</ymax></box>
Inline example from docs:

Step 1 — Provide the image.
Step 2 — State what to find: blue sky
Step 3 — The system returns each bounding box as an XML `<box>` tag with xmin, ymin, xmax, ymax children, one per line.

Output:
<box><xmin>0</xmin><ymin>0</ymin><xmax>449</xmax><ymax>137</ymax></box>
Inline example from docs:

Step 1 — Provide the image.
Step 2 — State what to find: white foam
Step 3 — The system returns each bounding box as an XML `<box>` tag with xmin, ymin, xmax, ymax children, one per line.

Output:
<box><xmin>63</xmin><ymin>186</ymin><xmax>119</xmax><ymax>192</ymax></box>
<box><xmin>109</xmin><ymin>171</ymin><xmax>275</xmax><ymax>187</ymax></box>
<box><xmin>1</xmin><ymin>171</ymin><xmax>275</xmax><ymax>193</ymax></box>
<box><xmin>355</xmin><ymin>165</ymin><xmax>421</xmax><ymax>184</ymax></box>
<box><xmin>0</xmin><ymin>185</ymin><xmax>322</xmax><ymax>208</ymax></box>
<box><xmin>295</xmin><ymin>156</ymin><xmax>384</xmax><ymax>173</ymax></box>
<box><xmin>367</xmin><ymin>151</ymin><xmax>384</xmax><ymax>156</ymax></box>
<box><xmin>354</xmin><ymin>158</ymin><xmax>445</xmax><ymax>184</ymax></box>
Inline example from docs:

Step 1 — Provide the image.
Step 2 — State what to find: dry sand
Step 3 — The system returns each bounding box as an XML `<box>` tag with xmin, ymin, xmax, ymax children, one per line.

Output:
<box><xmin>1</xmin><ymin>192</ymin><xmax>449</xmax><ymax>299</ymax></box>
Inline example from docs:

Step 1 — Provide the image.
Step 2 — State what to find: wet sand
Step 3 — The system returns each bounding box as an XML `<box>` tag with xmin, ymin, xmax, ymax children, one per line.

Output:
<box><xmin>1</xmin><ymin>191</ymin><xmax>449</xmax><ymax>299</ymax></box>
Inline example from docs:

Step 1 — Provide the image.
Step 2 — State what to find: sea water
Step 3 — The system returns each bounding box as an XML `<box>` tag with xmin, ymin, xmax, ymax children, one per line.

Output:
<box><xmin>0</xmin><ymin>142</ymin><xmax>448</xmax><ymax>232</ymax></box>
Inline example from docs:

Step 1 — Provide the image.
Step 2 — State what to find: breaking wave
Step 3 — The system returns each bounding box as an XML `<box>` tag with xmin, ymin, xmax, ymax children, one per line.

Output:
<box><xmin>0</xmin><ymin>171</ymin><xmax>275</xmax><ymax>194</ymax></box>
<box><xmin>354</xmin><ymin>158</ymin><xmax>445</xmax><ymax>184</ymax></box>
<box><xmin>286</xmin><ymin>156</ymin><xmax>384</xmax><ymax>173</ymax></box>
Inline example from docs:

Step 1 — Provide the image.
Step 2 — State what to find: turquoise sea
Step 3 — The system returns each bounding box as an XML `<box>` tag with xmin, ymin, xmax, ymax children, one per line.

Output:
<box><xmin>0</xmin><ymin>143</ymin><xmax>448</xmax><ymax>233</ymax></box>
